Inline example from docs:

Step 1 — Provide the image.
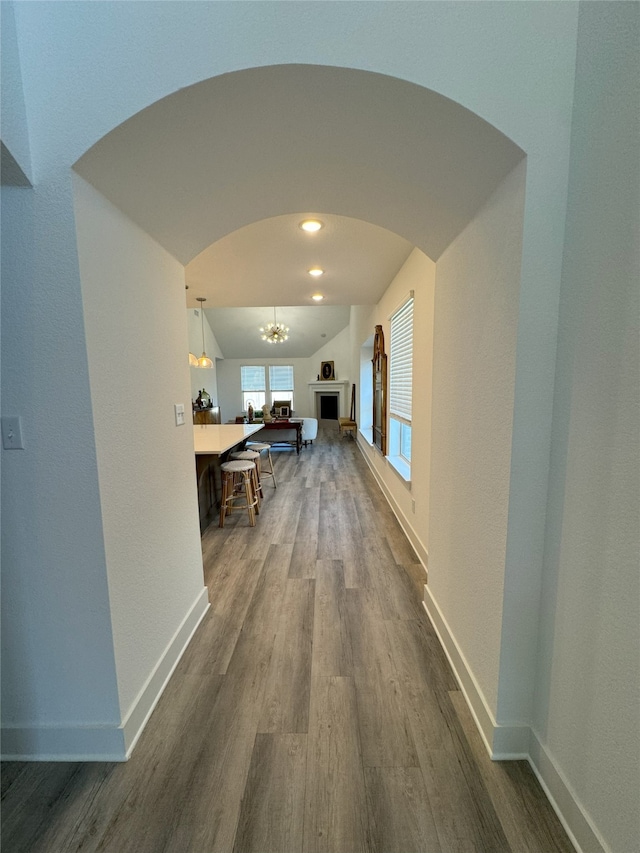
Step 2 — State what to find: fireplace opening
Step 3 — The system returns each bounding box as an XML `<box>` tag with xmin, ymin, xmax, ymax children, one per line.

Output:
<box><xmin>319</xmin><ymin>394</ymin><xmax>339</xmax><ymax>420</ymax></box>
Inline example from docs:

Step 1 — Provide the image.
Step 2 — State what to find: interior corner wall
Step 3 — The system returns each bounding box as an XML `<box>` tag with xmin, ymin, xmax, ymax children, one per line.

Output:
<box><xmin>308</xmin><ymin>325</ymin><xmax>351</xmax><ymax>384</ymax></box>
<box><xmin>188</xmin><ymin>308</ymin><xmax>223</xmax><ymax>404</ymax></box>
<box><xmin>1</xmin><ymin>173</ymin><xmax>122</xmax><ymax>758</ymax></box>
<box><xmin>353</xmin><ymin>248</ymin><xmax>436</xmax><ymax>569</ymax></box>
<box><xmin>73</xmin><ymin>175</ymin><xmax>208</xmax><ymax>741</ymax></box>
<box><xmin>427</xmin><ymin>162</ymin><xmax>526</xmax><ymax>720</ymax></box>
<box><xmin>531</xmin><ymin>4</ymin><xmax>640</xmax><ymax>852</ymax></box>
<box><xmin>0</xmin><ymin>1</ymin><xmax>32</xmax><ymax>182</ymax></box>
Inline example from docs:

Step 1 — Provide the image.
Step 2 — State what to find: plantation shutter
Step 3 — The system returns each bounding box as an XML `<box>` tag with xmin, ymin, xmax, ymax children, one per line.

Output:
<box><xmin>389</xmin><ymin>296</ymin><xmax>414</xmax><ymax>423</ymax></box>
<box><xmin>269</xmin><ymin>365</ymin><xmax>294</xmax><ymax>391</ymax></box>
<box><xmin>241</xmin><ymin>365</ymin><xmax>266</xmax><ymax>391</ymax></box>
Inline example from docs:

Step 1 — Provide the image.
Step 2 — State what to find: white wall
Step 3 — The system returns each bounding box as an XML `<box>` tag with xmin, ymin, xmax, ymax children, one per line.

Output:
<box><xmin>427</xmin><ymin>162</ymin><xmax>525</xmax><ymax>719</ymax></box>
<box><xmin>187</xmin><ymin>307</ymin><xmax>222</xmax><ymax>405</ymax></box>
<box><xmin>0</xmin><ymin>2</ymin><xmax>31</xmax><ymax>181</ymax></box>
<box><xmin>6</xmin><ymin>6</ymin><xmax>633</xmax><ymax>844</ymax></box>
<box><xmin>309</xmin><ymin>325</ymin><xmax>351</xmax><ymax>384</ymax></box>
<box><xmin>216</xmin><ymin>328</ymin><xmax>352</xmax><ymax>423</ymax></box>
<box><xmin>73</xmin><ymin>176</ymin><xmax>208</xmax><ymax>748</ymax></box>
<box><xmin>217</xmin><ymin>356</ymin><xmax>313</xmax><ymax>423</ymax></box>
<box><xmin>532</xmin><ymin>5</ymin><xmax>640</xmax><ymax>853</ymax></box>
<box><xmin>352</xmin><ymin>249</ymin><xmax>436</xmax><ymax>568</ymax></box>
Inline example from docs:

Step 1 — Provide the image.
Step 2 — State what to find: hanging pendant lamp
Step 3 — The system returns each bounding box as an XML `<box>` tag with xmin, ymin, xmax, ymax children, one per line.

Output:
<box><xmin>259</xmin><ymin>307</ymin><xmax>289</xmax><ymax>344</ymax></box>
<box><xmin>196</xmin><ymin>298</ymin><xmax>213</xmax><ymax>368</ymax></box>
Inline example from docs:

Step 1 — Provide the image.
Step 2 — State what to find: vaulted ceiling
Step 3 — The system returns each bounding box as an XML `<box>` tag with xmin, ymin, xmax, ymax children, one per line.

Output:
<box><xmin>73</xmin><ymin>64</ymin><xmax>523</xmax><ymax>355</ymax></box>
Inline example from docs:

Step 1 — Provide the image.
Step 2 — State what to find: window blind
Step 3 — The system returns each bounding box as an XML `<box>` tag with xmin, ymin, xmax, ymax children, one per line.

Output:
<box><xmin>241</xmin><ymin>365</ymin><xmax>266</xmax><ymax>391</ymax></box>
<box><xmin>389</xmin><ymin>297</ymin><xmax>414</xmax><ymax>422</ymax></box>
<box><xmin>269</xmin><ymin>365</ymin><xmax>294</xmax><ymax>391</ymax></box>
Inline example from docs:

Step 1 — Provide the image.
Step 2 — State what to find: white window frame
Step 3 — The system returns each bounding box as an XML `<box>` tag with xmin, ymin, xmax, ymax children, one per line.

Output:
<box><xmin>268</xmin><ymin>364</ymin><xmax>295</xmax><ymax>410</ymax></box>
<box><xmin>240</xmin><ymin>364</ymin><xmax>295</xmax><ymax>413</ymax></box>
<box><xmin>388</xmin><ymin>292</ymin><xmax>414</xmax><ymax>482</ymax></box>
<box><xmin>240</xmin><ymin>365</ymin><xmax>266</xmax><ymax>412</ymax></box>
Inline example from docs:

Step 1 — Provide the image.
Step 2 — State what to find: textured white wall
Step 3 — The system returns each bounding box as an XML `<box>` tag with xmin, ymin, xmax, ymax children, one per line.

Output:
<box><xmin>73</xmin><ymin>176</ymin><xmax>207</xmax><ymax>719</ymax></box>
<box><xmin>533</xmin><ymin>5</ymin><xmax>640</xmax><ymax>852</ymax></box>
<box><xmin>0</xmin><ymin>2</ymin><xmax>31</xmax><ymax>180</ymax></box>
<box><xmin>352</xmin><ymin>249</ymin><xmax>436</xmax><ymax>566</ymax></box>
<box><xmin>429</xmin><ymin>163</ymin><xmax>526</xmax><ymax>714</ymax></box>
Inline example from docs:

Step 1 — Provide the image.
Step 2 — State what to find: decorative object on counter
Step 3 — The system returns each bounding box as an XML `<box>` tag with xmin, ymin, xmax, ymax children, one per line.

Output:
<box><xmin>194</xmin><ymin>389</ymin><xmax>212</xmax><ymax>410</ymax></box>
<box><xmin>262</xmin><ymin>406</ymin><xmax>272</xmax><ymax>422</ymax></box>
<box><xmin>259</xmin><ymin>307</ymin><xmax>289</xmax><ymax>344</ymax></box>
<box><xmin>320</xmin><ymin>360</ymin><xmax>335</xmax><ymax>380</ymax></box>
<box><xmin>195</xmin><ymin>297</ymin><xmax>213</xmax><ymax>368</ymax></box>
<box><xmin>247</xmin><ymin>402</ymin><xmax>254</xmax><ymax>422</ymax></box>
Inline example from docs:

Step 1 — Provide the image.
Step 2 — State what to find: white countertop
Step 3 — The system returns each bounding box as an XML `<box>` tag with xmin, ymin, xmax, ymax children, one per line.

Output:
<box><xmin>193</xmin><ymin>423</ymin><xmax>263</xmax><ymax>455</ymax></box>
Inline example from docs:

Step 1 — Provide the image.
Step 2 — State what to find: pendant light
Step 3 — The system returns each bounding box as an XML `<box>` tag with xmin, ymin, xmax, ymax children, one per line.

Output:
<box><xmin>259</xmin><ymin>307</ymin><xmax>290</xmax><ymax>344</ymax></box>
<box><xmin>195</xmin><ymin>297</ymin><xmax>213</xmax><ymax>368</ymax></box>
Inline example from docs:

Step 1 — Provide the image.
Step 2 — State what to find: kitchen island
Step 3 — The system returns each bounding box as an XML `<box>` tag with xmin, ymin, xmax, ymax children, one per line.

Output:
<box><xmin>194</xmin><ymin>423</ymin><xmax>263</xmax><ymax>531</ymax></box>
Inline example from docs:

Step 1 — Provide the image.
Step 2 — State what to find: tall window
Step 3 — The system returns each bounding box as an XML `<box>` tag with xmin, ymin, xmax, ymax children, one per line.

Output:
<box><xmin>241</xmin><ymin>365</ymin><xmax>266</xmax><ymax>411</ymax></box>
<box><xmin>269</xmin><ymin>364</ymin><xmax>295</xmax><ymax>409</ymax></box>
<box><xmin>389</xmin><ymin>294</ymin><xmax>414</xmax><ymax>469</ymax></box>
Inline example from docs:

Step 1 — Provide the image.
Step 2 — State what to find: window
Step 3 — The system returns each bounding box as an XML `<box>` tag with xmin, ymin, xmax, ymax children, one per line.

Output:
<box><xmin>268</xmin><ymin>365</ymin><xmax>294</xmax><ymax>409</ymax></box>
<box><xmin>241</xmin><ymin>365</ymin><xmax>266</xmax><ymax>411</ymax></box>
<box><xmin>240</xmin><ymin>364</ymin><xmax>295</xmax><ymax>412</ymax></box>
<box><xmin>389</xmin><ymin>294</ymin><xmax>414</xmax><ymax>476</ymax></box>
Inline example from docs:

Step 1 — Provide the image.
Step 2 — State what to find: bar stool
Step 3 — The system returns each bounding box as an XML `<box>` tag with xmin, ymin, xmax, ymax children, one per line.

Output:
<box><xmin>245</xmin><ymin>441</ymin><xmax>277</xmax><ymax>488</ymax></box>
<box><xmin>229</xmin><ymin>449</ymin><xmax>263</xmax><ymax>504</ymax></box>
<box><xmin>219</xmin><ymin>460</ymin><xmax>259</xmax><ymax>527</ymax></box>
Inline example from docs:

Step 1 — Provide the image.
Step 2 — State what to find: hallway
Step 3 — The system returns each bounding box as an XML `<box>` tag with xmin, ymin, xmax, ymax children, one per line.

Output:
<box><xmin>1</xmin><ymin>424</ymin><xmax>573</xmax><ymax>853</ymax></box>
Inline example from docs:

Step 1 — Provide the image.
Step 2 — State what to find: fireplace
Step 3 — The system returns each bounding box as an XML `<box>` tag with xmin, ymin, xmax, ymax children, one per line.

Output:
<box><xmin>307</xmin><ymin>380</ymin><xmax>350</xmax><ymax>419</ymax></box>
<box><xmin>318</xmin><ymin>394</ymin><xmax>339</xmax><ymax>420</ymax></box>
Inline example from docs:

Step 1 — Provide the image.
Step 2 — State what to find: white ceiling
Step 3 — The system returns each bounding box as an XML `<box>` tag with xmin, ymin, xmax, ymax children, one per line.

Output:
<box><xmin>73</xmin><ymin>64</ymin><xmax>524</xmax><ymax>356</ymax></box>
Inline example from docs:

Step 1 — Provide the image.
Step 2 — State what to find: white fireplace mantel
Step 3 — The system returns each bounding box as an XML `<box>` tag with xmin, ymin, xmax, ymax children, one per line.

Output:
<box><xmin>308</xmin><ymin>380</ymin><xmax>351</xmax><ymax>418</ymax></box>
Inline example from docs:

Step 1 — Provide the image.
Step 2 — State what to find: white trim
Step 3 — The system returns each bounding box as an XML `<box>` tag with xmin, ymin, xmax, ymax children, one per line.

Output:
<box><xmin>423</xmin><ymin>584</ymin><xmax>607</xmax><ymax>853</ymax></box>
<box><xmin>528</xmin><ymin>731</ymin><xmax>608</xmax><ymax>853</ymax></box>
<box><xmin>121</xmin><ymin>586</ymin><xmax>210</xmax><ymax>756</ymax></box>
<box><xmin>1</xmin><ymin>587</ymin><xmax>210</xmax><ymax>762</ymax></box>
<box><xmin>357</xmin><ymin>433</ymin><xmax>428</xmax><ymax>571</ymax></box>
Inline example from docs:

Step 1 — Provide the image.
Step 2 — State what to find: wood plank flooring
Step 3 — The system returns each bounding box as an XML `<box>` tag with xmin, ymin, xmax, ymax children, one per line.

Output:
<box><xmin>1</xmin><ymin>422</ymin><xmax>575</xmax><ymax>853</ymax></box>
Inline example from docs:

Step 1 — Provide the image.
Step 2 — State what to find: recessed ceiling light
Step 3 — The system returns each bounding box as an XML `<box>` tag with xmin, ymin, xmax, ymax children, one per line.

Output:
<box><xmin>312</xmin><ymin>294</ymin><xmax>324</xmax><ymax>301</ymax></box>
<box><xmin>299</xmin><ymin>219</ymin><xmax>324</xmax><ymax>233</ymax></box>
<box><xmin>308</xmin><ymin>267</ymin><xmax>324</xmax><ymax>277</ymax></box>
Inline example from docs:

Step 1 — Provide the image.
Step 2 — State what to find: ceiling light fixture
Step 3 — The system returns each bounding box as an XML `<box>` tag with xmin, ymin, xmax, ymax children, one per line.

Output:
<box><xmin>195</xmin><ymin>298</ymin><xmax>213</xmax><ymax>367</ymax></box>
<box><xmin>299</xmin><ymin>219</ymin><xmax>324</xmax><ymax>233</ymax></box>
<box><xmin>260</xmin><ymin>307</ymin><xmax>289</xmax><ymax>344</ymax></box>
<box><xmin>308</xmin><ymin>267</ymin><xmax>324</xmax><ymax>277</ymax></box>
<box><xmin>188</xmin><ymin>352</ymin><xmax>199</xmax><ymax>367</ymax></box>
<box><xmin>311</xmin><ymin>294</ymin><xmax>324</xmax><ymax>301</ymax></box>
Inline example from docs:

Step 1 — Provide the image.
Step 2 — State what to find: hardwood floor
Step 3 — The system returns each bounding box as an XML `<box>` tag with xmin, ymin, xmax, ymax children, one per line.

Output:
<box><xmin>1</xmin><ymin>422</ymin><xmax>575</xmax><ymax>853</ymax></box>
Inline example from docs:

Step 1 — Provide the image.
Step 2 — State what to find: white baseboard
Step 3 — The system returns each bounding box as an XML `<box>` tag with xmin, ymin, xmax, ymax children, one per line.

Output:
<box><xmin>422</xmin><ymin>586</ymin><xmax>528</xmax><ymax>758</ymax></box>
<box><xmin>356</xmin><ymin>436</ymin><xmax>429</xmax><ymax>576</ymax></box>
<box><xmin>528</xmin><ymin>731</ymin><xmax>607</xmax><ymax>853</ymax></box>
<box><xmin>121</xmin><ymin>586</ymin><xmax>210</xmax><ymax>757</ymax></box>
<box><xmin>1</xmin><ymin>587</ymin><xmax>210</xmax><ymax>761</ymax></box>
<box><xmin>423</xmin><ymin>584</ymin><xmax>608</xmax><ymax>853</ymax></box>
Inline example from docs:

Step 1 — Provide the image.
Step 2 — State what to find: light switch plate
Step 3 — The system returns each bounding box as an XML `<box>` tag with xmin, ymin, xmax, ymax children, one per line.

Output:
<box><xmin>174</xmin><ymin>403</ymin><xmax>186</xmax><ymax>426</ymax></box>
<box><xmin>2</xmin><ymin>416</ymin><xmax>24</xmax><ymax>449</ymax></box>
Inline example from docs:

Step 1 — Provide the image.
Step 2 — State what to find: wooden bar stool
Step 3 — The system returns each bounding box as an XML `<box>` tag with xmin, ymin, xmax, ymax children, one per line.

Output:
<box><xmin>230</xmin><ymin>449</ymin><xmax>263</xmax><ymax>504</ymax></box>
<box><xmin>219</xmin><ymin>460</ymin><xmax>259</xmax><ymax>527</ymax></box>
<box><xmin>245</xmin><ymin>441</ymin><xmax>277</xmax><ymax>488</ymax></box>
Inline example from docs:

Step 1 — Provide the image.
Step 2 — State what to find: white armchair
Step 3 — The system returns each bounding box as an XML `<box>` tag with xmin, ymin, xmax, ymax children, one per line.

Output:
<box><xmin>300</xmin><ymin>418</ymin><xmax>318</xmax><ymax>447</ymax></box>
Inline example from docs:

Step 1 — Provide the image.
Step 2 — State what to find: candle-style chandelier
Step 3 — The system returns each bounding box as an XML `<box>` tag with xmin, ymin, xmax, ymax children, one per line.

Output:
<box><xmin>259</xmin><ymin>307</ymin><xmax>289</xmax><ymax>344</ymax></box>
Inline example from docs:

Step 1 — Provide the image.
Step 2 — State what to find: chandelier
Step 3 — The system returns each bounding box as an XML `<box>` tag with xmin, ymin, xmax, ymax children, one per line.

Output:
<box><xmin>260</xmin><ymin>308</ymin><xmax>289</xmax><ymax>344</ymax></box>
